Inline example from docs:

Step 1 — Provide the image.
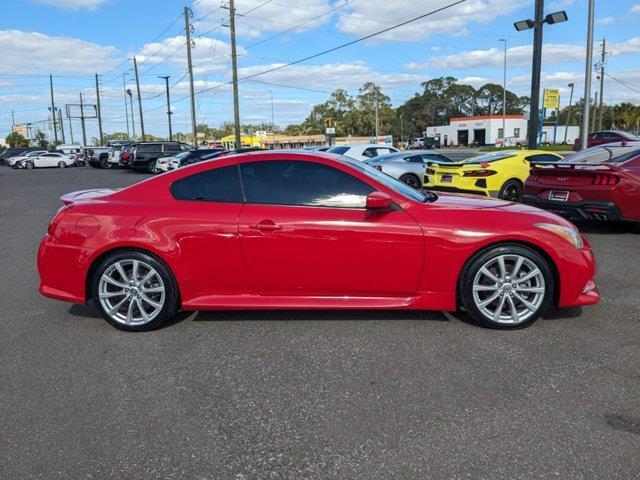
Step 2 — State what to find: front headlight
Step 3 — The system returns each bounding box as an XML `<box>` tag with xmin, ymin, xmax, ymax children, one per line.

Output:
<box><xmin>535</xmin><ymin>223</ymin><xmax>584</xmax><ymax>249</ymax></box>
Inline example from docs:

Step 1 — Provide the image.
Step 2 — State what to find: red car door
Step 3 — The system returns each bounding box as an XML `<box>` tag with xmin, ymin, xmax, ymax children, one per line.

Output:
<box><xmin>237</xmin><ymin>159</ymin><xmax>425</xmax><ymax>297</ymax></box>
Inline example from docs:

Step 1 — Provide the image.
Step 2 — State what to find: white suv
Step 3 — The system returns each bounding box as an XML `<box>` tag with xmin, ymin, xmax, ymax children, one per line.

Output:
<box><xmin>327</xmin><ymin>144</ymin><xmax>398</xmax><ymax>161</ymax></box>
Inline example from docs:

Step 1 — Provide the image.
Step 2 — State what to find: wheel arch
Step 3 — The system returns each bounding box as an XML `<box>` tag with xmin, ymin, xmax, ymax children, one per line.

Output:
<box><xmin>456</xmin><ymin>240</ymin><xmax>560</xmax><ymax>308</ymax></box>
<box><xmin>84</xmin><ymin>246</ymin><xmax>182</xmax><ymax>303</ymax></box>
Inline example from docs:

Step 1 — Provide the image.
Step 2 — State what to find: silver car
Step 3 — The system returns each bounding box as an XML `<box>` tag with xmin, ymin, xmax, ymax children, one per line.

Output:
<box><xmin>364</xmin><ymin>150</ymin><xmax>453</xmax><ymax>189</ymax></box>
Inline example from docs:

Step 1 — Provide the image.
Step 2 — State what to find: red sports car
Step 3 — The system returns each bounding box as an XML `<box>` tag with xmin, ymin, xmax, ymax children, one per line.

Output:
<box><xmin>524</xmin><ymin>142</ymin><xmax>640</xmax><ymax>224</ymax></box>
<box><xmin>573</xmin><ymin>130</ymin><xmax>639</xmax><ymax>151</ymax></box>
<box><xmin>38</xmin><ymin>151</ymin><xmax>599</xmax><ymax>331</ymax></box>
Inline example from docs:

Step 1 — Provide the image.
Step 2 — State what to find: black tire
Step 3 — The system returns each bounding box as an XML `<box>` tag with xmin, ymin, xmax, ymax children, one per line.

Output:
<box><xmin>99</xmin><ymin>153</ymin><xmax>111</xmax><ymax>169</ymax></box>
<box><xmin>58</xmin><ymin>161</ymin><xmax>66</xmax><ymax>168</ymax></box>
<box><xmin>399</xmin><ymin>173</ymin><xmax>421</xmax><ymax>190</ymax></box>
<box><xmin>148</xmin><ymin>161</ymin><xmax>156</xmax><ymax>173</ymax></box>
<box><xmin>499</xmin><ymin>179</ymin><xmax>523</xmax><ymax>202</ymax></box>
<box><xmin>25</xmin><ymin>162</ymin><xmax>34</xmax><ymax>170</ymax></box>
<box><xmin>459</xmin><ymin>244</ymin><xmax>554</xmax><ymax>329</ymax></box>
<box><xmin>91</xmin><ymin>249</ymin><xmax>180</xmax><ymax>332</ymax></box>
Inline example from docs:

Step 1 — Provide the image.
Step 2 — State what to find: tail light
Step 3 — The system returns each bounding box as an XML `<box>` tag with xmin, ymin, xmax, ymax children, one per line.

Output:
<box><xmin>592</xmin><ymin>173</ymin><xmax>619</xmax><ymax>185</ymax></box>
<box><xmin>463</xmin><ymin>170</ymin><xmax>497</xmax><ymax>177</ymax></box>
<box><xmin>528</xmin><ymin>172</ymin><xmax>540</xmax><ymax>181</ymax></box>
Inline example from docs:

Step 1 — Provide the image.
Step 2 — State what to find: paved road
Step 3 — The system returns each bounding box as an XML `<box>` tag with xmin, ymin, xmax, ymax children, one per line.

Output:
<box><xmin>1</xmin><ymin>166</ymin><xmax>639</xmax><ymax>479</ymax></box>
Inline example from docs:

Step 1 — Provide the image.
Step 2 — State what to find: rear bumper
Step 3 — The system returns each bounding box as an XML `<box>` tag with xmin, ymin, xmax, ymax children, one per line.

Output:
<box><xmin>426</xmin><ymin>186</ymin><xmax>498</xmax><ymax>197</ymax></box>
<box><xmin>523</xmin><ymin>195</ymin><xmax>623</xmax><ymax>221</ymax></box>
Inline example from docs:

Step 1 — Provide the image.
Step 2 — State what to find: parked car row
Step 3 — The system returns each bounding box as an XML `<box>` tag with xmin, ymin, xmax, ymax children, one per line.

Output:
<box><xmin>422</xmin><ymin>143</ymin><xmax>640</xmax><ymax>227</ymax></box>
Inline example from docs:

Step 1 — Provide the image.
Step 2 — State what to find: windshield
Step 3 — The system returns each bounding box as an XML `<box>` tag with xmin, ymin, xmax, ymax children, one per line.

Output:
<box><xmin>174</xmin><ymin>151</ymin><xmax>191</xmax><ymax>160</ymax></box>
<box><xmin>562</xmin><ymin>145</ymin><xmax>640</xmax><ymax>164</ymax></box>
<box><xmin>327</xmin><ymin>146</ymin><xmax>349</xmax><ymax>155</ymax></box>
<box><xmin>341</xmin><ymin>157</ymin><xmax>428</xmax><ymax>202</ymax></box>
<box><xmin>463</xmin><ymin>151</ymin><xmax>518</xmax><ymax>163</ymax></box>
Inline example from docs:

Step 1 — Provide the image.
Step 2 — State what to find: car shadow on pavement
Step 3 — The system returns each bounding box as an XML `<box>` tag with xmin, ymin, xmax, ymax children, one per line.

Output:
<box><xmin>574</xmin><ymin>220</ymin><xmax>638</xmax><ymax>235</ymax></box>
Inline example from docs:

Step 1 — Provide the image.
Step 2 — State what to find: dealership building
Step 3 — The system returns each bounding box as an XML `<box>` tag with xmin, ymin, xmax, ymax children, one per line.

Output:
<box><xmin>426</xmin><ymin>115</ymin><xmax>580</xmax><ymax>147</ymax></box>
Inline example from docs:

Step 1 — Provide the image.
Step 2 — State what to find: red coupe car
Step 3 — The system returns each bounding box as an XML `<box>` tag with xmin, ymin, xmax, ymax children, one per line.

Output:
<box><xmin>524</xmin><ymin>142</ymin><xmax>640</xmax><ymax>224</ymax></box>
<box><xmin>38</xmin><ymin>151</ymin><xmax>599</xmax><ymax>331</ymax></box>
<box><xmin>573</xmin><ymin>130</ymin><xmax>639</xmax><ymax>151</ymax></box>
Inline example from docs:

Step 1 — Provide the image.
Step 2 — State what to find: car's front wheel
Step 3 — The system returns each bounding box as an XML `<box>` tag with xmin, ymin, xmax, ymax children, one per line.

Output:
<box><xmin>399</xmin><ymin>173</ymin><xmax>421</xmax><ymax>189</ymax></box>
<box><xmin>25</xmin><ymin>162</ymin><xmax>34</xmax><ymax>170</ymax></box>
<box><xmin>92</xmin><ymin>250</ymin><xmax>179</xmax><ymax>332</ymax></box>
<box><xmin>459</xmin><ymin>244</ymin><xmax>554</xmax><ymax>329</ymax></box>
<box><xmin>58</xmin><ymin>161</ymin><xmax>67</xmax><ymax>168</ymax></box>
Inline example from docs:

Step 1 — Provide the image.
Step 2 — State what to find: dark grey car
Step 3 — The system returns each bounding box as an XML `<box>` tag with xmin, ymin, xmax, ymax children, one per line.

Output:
<box><xmin>364</xmin><ymin>150</ymin><xmax>453</xmax><ymax>189</ymax></box>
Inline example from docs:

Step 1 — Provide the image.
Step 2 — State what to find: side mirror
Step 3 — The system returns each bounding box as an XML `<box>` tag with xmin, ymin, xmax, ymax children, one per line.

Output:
<box><xmin>366</xmin><ymin>191</ymin><xmax>393</xmax><ymax>210</ymax></box>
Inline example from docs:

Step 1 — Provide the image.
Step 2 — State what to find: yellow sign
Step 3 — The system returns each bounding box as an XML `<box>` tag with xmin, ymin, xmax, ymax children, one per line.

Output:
<box><xmin>543</xmin><ymin>88</ymin><xmax>560</xmax><ymax>109</ymax></box>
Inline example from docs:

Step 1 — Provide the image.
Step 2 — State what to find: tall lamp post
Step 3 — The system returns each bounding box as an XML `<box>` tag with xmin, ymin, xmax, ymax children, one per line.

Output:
<box><xmin>563</xmin><ymin>82</ymin><xmax>575</xmax><ymax>144</ymax></box>
<box><xmin>514</xmin><ymin>3</ymin><xmax>568</xmax><ymax>149</ymax></box>
<box><xmin>126</xmin><ymin>89</ymin><xmax>136</xmax><ymax>140</ymax></box>
<box><xmin>581</xmin><ymin>0</ymin><xmax>595</xmax><ymax>150</ymax></box>
<box><xmin>499</xmin><ymin>38</ymin><xmax>507</xmax><ymax>143</ymax></box>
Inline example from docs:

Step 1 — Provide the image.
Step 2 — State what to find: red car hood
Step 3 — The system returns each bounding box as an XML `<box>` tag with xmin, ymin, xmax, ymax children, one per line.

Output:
<box><xmin>422</xmin><ymin>192</ymin><xmax>573</xmax><ymax>225</ymax></box>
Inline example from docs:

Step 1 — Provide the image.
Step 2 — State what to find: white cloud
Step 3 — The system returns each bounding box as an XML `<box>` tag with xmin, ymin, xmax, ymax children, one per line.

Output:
<box><xmin>0</xmin><ymin>30</ymin><xmax>119</xmax><ymax>74</ymax></box>
<box><xmin>596</xmin><ymin>17</ymin><xmax>615</xmax><ymax>26</ymax></box>
<box><xmin>32</xmin><ymin>0</ymin><xmax>109</xmax><ymax>10</ymax></box>
<box><xmin>336</xmin><ymin>0</ymin><xmax>525</xmax><ymax>41</ymax></box>
<box><xmin>630</xmin><ymin>4</ymin><xmax>640</xmax><ymax>14</ymax></box>
<box><xmin>428</xmin><ymin>37</ymin><xmax>640</xmax><ymax>70</ymax></box>
<box><xmin>193</xmin><ymin>0</ymin><xmax>334</xmax><ymax>40</ymax></box>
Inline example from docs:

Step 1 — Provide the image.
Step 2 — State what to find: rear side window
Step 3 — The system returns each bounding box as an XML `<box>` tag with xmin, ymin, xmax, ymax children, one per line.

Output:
<box><xmin>240</xmin><ymin>160</ymin><xmax>373</xmax><ymax>208</ymax></box>
<box><xmin>137</xmin><ymin>144</ymin><xmax>162</xmax><ymax>153</ymax></box>
<box><xmin>164</xmin><ymin>143</ymin><xmax>182</xmax><ymax>153</ymax></box>
<box><xmin>171</xmin><ymin>165</ymin><xmax>243</xmax><ymax>202</ymax></box>
<box><xmin>327</xmin><ymin>146</ymin><xmax>349</xmax><ymax>155</ymax></box>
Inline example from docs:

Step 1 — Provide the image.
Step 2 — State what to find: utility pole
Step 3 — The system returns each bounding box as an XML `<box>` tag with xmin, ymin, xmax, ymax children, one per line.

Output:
<box><xmin>123</xmin><ymin>74</ymin><xmax>130</xmax><ymax>138</ymax></box>
<box><xmin>95</xmin><ymin>73</ymin><xmax>103</xmax><ymax>145</ymax></box>
<box><xmin>58</xmin><ymin>108</ymin><xmax>66</xmax><ymax>144</ymax></box>
<box><xmin>374</xmin><ymin>91</ymin><xmax>379</xmax><ymax>138</ymax></box>
<box><xmin>499</xmin><ymin>38</ymin><xmax>507</xmax><ymax>141</ymax></box>
<box><xmin>67</xmin><ymin>109</ymin><xmax>75</xmax><ymax>144</ymax></box>
<box><xmin>11</xmin><ymin>109</ymin><xmax>15</xmax><ymax>129</ymax></box>
<box><xmin>270</xmin><ymin>91</ymin><xmax>275</xmax><ymax>132</ymax></box>
<box><xmin>591</xmin><ymin>91</ymin><xmax>598</xmax><ymax>132</ymax></box>
<box><xmin>49</xmin><ymin>74</ymin><xmax>58</xmax><ymax>143</ymax></box>
<box><xmin>184</xmin><ymin>7</ymin><xmax>198</xmax><ymax>147</ymax></box>
<box><xmin>597</xmin><ymin>38</ymin><xmax>606</xmax><ymax>130</ymax></box>
<box><xmin>527</xmin><ymin>0</ymin><xmax>545</xmax><ymax>149</ymax></box>
<box><xmin>159</xmin><ymin>75</ymin><xmax>173</xmax><ymax>141</ymax></box>
<box><xmin>133</xmin><ymin>56</ymin><xmax>145</xmax><ymax>140</ymax></box>
<box><xmin>228</xmin><ymin>0</ymin><xmax>242</xmax><ymax>148</ymax></box>
<box><xmin>563</xmin><ymin>82</ymin><xmax>574</xmax><ymax>144</ymax></box>
<box><xmin>127</xmin><ymin>89</ymin><xmax>136</xmax><ymax>140</ymax></box>
<box><xmin>79</xmin><ymin>92</ymin><xmax>87</xmax><ymax>147</ymax></box>
<box><xmin>581</xmin><ymin>0</ymin><xmax>595</xmax><ymax>149</ymax></box>
<box><xmin>400</xmin><ymin>113</ymin><xmax>404</xmax><ymax>145</ymax></box>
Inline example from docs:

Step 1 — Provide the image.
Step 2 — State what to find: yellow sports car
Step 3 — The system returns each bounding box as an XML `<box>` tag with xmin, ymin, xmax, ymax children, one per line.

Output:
<box><xmin>424</xmin><ymin>150</ymin><xmax>563</xmax><ymax>201</ymax></box>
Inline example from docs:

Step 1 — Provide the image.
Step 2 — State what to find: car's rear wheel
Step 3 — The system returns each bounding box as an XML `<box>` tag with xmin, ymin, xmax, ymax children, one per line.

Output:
<box><xmin>92</xmin><ymin>250</ymin><xmax>179</xmax><ymax>332</ymax></box>
<box><xmin>459</xmin><ymin>244</ymin><xmax>554</xmax><ymax>329</ymax></box>
<box><xmin>499</xmin><ymin>179</ymin><xmax>523</xmax><ymax>202</ymax></box>
<box><xmin>399</xmin><ymin>173</ymin><xmax>421</xmax><ymax>189</ymax></box>
<box><xmin>58</xmin><ymin>161</ymin><xmax>66</xmax><ymax>168</ymax></box>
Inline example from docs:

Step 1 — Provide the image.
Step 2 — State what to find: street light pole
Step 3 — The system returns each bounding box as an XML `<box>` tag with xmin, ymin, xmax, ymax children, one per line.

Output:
<box><xmin>581</xmin><ymin>0</ymin><xmax>595</xmax><ymax>150</ymax></box>
<box><xmin>564</xmin><ymin>82</ymin><xmax>574</xmax><ymax>144</ymax></box>
<box><xmin>159</xmin><ymin>75</ymin><xmax>173</xmax><ymax>141</ymax></box>
<box><xmin>499</xmin><ymin>38</ymin><xmax>507</xmax><ymax>143</ymax></box>
<box><xmin>514</xmin><ymin>3</ymin><xmax>568</xmax><ymax>149</ymax></box>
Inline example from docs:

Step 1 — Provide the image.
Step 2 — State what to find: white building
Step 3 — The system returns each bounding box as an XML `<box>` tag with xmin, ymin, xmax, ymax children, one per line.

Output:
<box><xmin>426</xmin><ymin>115</ymin><xmax>580</xmax><ymax>147</ymax></box>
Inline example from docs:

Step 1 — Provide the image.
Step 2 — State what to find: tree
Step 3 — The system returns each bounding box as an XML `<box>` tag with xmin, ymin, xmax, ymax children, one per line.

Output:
<box><xmin>5</xmin><ymin>132</ymin><xmax>29</xmax><ymax>148</ymax></box>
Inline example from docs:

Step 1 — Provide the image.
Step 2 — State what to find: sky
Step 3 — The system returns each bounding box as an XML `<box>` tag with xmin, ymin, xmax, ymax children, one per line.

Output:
<box><xmin>1</xmin><ymin>0</ymin><xmax>639</xmax><ymax>140</ymax></box>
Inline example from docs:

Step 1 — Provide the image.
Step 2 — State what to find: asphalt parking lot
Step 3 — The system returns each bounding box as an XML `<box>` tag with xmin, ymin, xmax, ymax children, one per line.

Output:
<box><xmin>1</xmin><ymin>164</ymin><xmax>639</xmax><ymax>479</ymax></box>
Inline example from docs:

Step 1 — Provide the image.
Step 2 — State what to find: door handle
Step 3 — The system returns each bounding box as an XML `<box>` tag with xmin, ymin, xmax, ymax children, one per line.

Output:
<box><xmin>249</xmin><ymin>222</ymin><xmax>282</xmax><ymax>231</ymax></box>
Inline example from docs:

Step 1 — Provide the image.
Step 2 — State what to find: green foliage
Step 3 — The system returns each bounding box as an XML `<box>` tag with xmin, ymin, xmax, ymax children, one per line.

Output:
<box><xmin>5</xmin><ymin>132</ymin><xmax>30</xmax><ymax>148</ymax></box>
<box><xmin>34</xmin><ymin>131</ymin><xmax>48</xmax><ymax>149</ymax></box>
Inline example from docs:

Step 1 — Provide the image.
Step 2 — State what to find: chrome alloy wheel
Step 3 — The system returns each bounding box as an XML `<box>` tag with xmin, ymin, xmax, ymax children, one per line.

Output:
<box><xmin>472</xmin><ymin>254</ymin><xmax>546</xmax><ymax>325</ymax></box>
<box><xmin>98</xmin><ymin>259</ymin><xmax>165</xmax><ymax>326</ymax></box>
